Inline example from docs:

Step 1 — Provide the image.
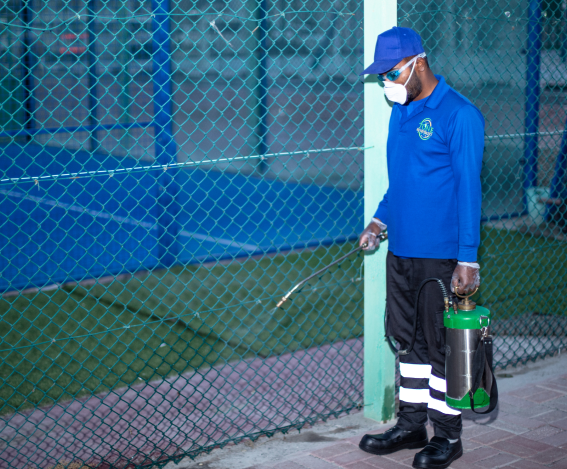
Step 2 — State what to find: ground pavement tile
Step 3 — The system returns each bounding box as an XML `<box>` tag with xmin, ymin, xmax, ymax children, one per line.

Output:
<box><xmin>345</xmin><ymin>461</ymin><xmax>408</xmax><ymax>469</ymax></box>
<box><xmin>521</xmin><ymin>425</ymin><xmax>565</xmax><ymax>441</ymax></box>
<box><xmin>357</xmin><ymin>458</ymin><xmax>411</xmax><ymax>469</ymax></box>
<box><xmin>545</xmin><ymin>396</ymin><xmax>567</xmax><ymax>412</ymax></box>
<box><xmin>490</xmin><ymin>435</ymin><xmax>555</xmax><ymax>457</ymax></box>
<box><xmin>327</xmin><ymin>449</ymin><xmax>375</xmax><ymax>466</ymax></box>
<box><xmin>344</xmin><ymin>435</ymin><xmax>365</xmax><ymax>445</ymax></box>
<box><xmin>499</xmin><ymin>394</ymin><xmax>551</xmax><ymax>414</ymax></box>
<box><xmin>510</xmin><ymin>402</ymin><xmax>552</xmax><ymax>418</ymax></box>
<box><xmin>498</xmin><ymin>393</ymin><xmax>529</xmax><ymax>404</ymax></box>
<box><xmin>463</xmin><ymin>439</ymin><xmax>484</xmax><ymax>451</ymax></box>
<box><xmin>525</xmin><ymin>390</ymin><xmax>566</xmax><ymax>403</ymax></box>
<box><xmin>552</xmin><ymin>419</ymin><xmax>567</xmax><ymax>431</ymax></box>
<box><xmin>343</xmin><ymin>463</ymin><xmax>377</xmax><ymax>469</ymax></box>
<box><xmin>496</xmin><ymin>401</ymin><xmax>526</xmax><ymax>415</ymax></box>
<box><xmin>470</xmin><ymin>429</ymin><xmax>515</xmax><ymax>445</ymax></box>
<box><xmin>508</xmin><ymin>386</ymin><xmax>543</xmax><ymax>399</ymax></box>
<box><xmin>538</xmin><ymin>384</ymin><xmax>567</xmax><ymax>395</ymax></box>
<box><xmin>345</xmin><ymin>461</ymin><xmax>380</xmax><ymax>469</ymax></box>
<box><xmin>462</xmin><ymin>424</ymin><xmax>498</xmax><ymax>440</ymax></box>
<box><xmin>381</xmin><ymin>447</ymin><xmax>423</xmax><ymax>463</ymax></box>
<box><xmin>553</xmin><ymin>378</ymin><xmax>567</xmax><ymax>388</ymax></box>
<box><xmin>497</xmin><ymin>413</ymin><xmax>547</xmax><ymax>430</ymax></box>
<box><xmin>472</xmin><ymin>452</ymin><xmax>521</xmax><ymax>468</ymax></box>
<box><xmin>357</xmin><ymin>454</ymin><xmax>412</xmax><ymax>467</ymax></box>
<box><xmin>292</xmin><ymin>455</ymin><xmax>344</xmax><ymax>469</ymax></box>
<box><xmin>527</xmin><ymin>447</ymin><xmax>567</xmax><ymax>465</ymax></box>
<box><xmin>446</xmin><ymin>446</ymin><xmax>499</xmax><ymax>467</ymax></box>
<box><xmin>545</xmin><ymin>431</ymin><xmax>567</xmax><ymax>447</ymax></box>
<box><xmin>448</xmin><ymin>460</ymin><xmax>472</xmax><ymax>469</ymax></box>
<box><xmin>271</xmin><ymin>461</ymin><xmax>308</xmax><ymax>469</ymax></box>
<box><xmin>535</xmin><ymin>410</ymin><xmax>567</xmax><ymax>423</ymax></box>
<box><xmin>484</xmin><ymin>419</ymin><xmax>530</xmax><ymax>435</ymax></box>
<box><xmin>549</xmin><ymin>458</ymin><xmax>567</xmax><ymax>469</ymax></box>
<box><xmin>506</xmin><ymin>459</ymin><xmax>547</xmax><ymax>469</ymax></box>
<box><xmin>311</xmin><ymin>443</ymin><xmax>359</xmax><ymax>459</ymax></box>
<box><xmin>540</xmin><ymin>381</ymin><xmax>567</xmax><ymax>393</ymax></box>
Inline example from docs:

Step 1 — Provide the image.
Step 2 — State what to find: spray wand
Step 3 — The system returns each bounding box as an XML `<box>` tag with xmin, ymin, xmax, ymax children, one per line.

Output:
<box><xmin>275</xmin><ymin>232</ymin><xmax>388</xmax><ymax>308</ymax></box>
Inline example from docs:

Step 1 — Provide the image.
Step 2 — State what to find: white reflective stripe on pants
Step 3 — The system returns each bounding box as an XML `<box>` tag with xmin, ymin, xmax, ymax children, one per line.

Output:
<box><xmin>427</xmin><ymin>395</ymin><xmax>461</xmax><ymax>416</ymax></box>
<box><xmin>400</xmin><ymin>363</ymin><xmax>432</xmax><ymax>379</ymax></box>
<box><xmin>429</xmin><ymin>374</ymin><xmax>447</xmax><ymax>393</ymax></box>
<box><xmin>399</xmin><ymin>386</ymin><xmax>430</xmax><ymax>404</ymax></box>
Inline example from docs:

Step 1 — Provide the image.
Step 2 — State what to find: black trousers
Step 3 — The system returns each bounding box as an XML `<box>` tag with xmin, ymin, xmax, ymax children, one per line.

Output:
<box><xmin>385</xmin><ymin>251</ymin><xmax>462</xmax><ymax>440</ymax></box>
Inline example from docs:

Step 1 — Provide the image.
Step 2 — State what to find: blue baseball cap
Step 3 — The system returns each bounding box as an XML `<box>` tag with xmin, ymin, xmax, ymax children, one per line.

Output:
<box><xmin>361</xmin><ymin>27</ymin><xmax>424</xmax><ymax>75</ymax></box>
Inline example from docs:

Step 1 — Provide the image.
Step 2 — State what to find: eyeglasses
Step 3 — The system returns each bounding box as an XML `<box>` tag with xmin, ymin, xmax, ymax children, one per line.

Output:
<box><xmin>377</xmin><ymin>52</ymin><xmax>427</xmax><ymax>82</ymax></box>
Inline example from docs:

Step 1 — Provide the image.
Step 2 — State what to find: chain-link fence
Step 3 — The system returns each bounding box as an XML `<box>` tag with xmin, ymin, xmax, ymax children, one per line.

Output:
<box><xmin>2</xmin><ymin>0</ymin><xmax>567</xmax><ymax>467</ymax></box>
<box><xmin>1</xmin><ymin>1</ymin><xmax>366</xmax><ymax>467</ymax></box>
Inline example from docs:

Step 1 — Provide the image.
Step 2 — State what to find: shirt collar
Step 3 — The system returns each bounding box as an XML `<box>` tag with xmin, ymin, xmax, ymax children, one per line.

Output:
<box><xmin>424</xmin><ymin>75</ymin><xmax>449</xmax><ymax>109</ymax></box>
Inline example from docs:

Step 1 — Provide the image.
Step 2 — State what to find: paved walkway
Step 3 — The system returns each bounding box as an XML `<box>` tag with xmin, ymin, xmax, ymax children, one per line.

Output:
<box><xmin>169</xmin><ymin>354</ymin><xmax>567</xmax><ymax>469</ymax></box>
<box><xmin>253</xmin><ymin>379</ymin><xmax>567</xmax><ymax>469</ymax></box>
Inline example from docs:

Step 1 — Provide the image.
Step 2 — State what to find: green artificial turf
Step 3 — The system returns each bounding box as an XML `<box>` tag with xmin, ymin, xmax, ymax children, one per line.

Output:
<box><xmin>2</xmin><ymin>226</ymin><xmax>566</xmax><ymax>415</ymax></box>
<box><xmin>0</xmin><ymin>242</ymin><xmax>364</xmax><ymax>414</ymax></box>
<box><xmin>477</xmin><ymin>227</ymin><xmax>567</xmax><ymax>319</ymax></box>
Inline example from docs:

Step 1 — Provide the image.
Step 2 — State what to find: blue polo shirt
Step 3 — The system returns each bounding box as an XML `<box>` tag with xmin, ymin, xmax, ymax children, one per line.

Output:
<box><xmin>374</xmin><ymin>75</ymin><xmax>485</xmax><ymax>262</ymax></box>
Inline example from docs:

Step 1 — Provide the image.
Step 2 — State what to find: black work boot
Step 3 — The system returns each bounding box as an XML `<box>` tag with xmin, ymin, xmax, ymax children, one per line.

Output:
<box><xmin>359</xmin><ymin>425</ymin><xmax>428</xmax><ymax>455</ymax></box>
<box><xmin>412</xmin><ymin>436</ymin><xmax>463</xmax><ymax>469</ymax></box>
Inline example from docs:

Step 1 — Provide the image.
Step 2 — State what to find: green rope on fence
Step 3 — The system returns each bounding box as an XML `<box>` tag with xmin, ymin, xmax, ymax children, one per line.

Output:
<box><xmin>0</xmin><ymin>146</ymin><xmax>372</xmax><ymax>185</ymax></box>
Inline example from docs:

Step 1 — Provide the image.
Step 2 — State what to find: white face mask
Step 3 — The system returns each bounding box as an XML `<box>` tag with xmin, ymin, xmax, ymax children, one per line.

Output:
<box><xmin>383</xmin><ymin>55</ymin><xmax>420</xmax><ymax>105</ymax></box>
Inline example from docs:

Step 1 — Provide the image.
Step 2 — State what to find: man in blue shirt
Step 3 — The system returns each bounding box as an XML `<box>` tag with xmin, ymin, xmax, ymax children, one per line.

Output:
<box><xmin>357</xmin><ymin>27</ymin><xmax>484</xmax><ymax>469</ymax></box>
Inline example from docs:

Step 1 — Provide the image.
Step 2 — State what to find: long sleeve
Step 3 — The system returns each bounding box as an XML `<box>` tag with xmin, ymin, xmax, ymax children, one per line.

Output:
<box><xmin>374</xmin><ymin>188</ymin><xmax>390</xmax><ymax>225</ymax></box>
<box><xmin>448</xmin><ymin>105</ymin><xmax>485</xmax><ymax>262</ymax></box>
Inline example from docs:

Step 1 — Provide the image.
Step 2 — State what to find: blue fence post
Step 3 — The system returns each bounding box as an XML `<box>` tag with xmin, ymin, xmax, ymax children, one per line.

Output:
<box><xmin>118</xmin><ymin>0</ymin><xmax>132</xmax><ymax>154</ymax></box>
<box><xmin>151</xmin><ymin>0</ymin><xmax>180</xmax><ymax>267</ymax></box>
<box><xmin>257</xmin><ymin>0</ymin><xmax>269</xmax><ymax>173</ymax></box>
<box><xmin>86</xmin><ymin>0</ymin><xmax>100</xmax><ymax>151</ymax></box>
<box><xmin>524</xmin><ymin>0</ymin><xmax>542</xmax><ymax>209</ymax></box>
<box><xmin>21</xmin><ymin>0</ymin><xmax>35</xmax><ymax>142</ymax></box>
<box><xmin>247</xmin><ymin>0</ymin><xmax>269</xmax><ymax>173</ymax></box>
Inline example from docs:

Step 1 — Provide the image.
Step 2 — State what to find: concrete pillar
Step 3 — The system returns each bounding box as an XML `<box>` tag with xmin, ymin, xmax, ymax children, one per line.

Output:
<box><xmin>363</xmin><ymin>0</ymin><xmax>397</xmax><ymax>423</ymax></box>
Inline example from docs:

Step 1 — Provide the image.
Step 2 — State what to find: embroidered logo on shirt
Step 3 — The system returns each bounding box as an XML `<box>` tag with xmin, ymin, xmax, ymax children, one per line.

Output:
<box><xmin>417</xmin><ymin>118</ymin><xmax>434</xmax><ymax>140</ymax></box>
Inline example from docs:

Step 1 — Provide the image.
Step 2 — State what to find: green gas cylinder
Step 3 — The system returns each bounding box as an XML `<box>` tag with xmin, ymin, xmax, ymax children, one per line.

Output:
<box><xmin>444</xmin><ymin>291</ymin><xmax>493</xmax><ymax>410</ymax></box>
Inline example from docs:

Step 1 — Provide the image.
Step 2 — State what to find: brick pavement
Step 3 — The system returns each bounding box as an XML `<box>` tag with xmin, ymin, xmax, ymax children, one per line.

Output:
<box><xmin>243</xmin><ymin>374</ymin><xmax>567</xmax><ymax>469</ymax></box>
